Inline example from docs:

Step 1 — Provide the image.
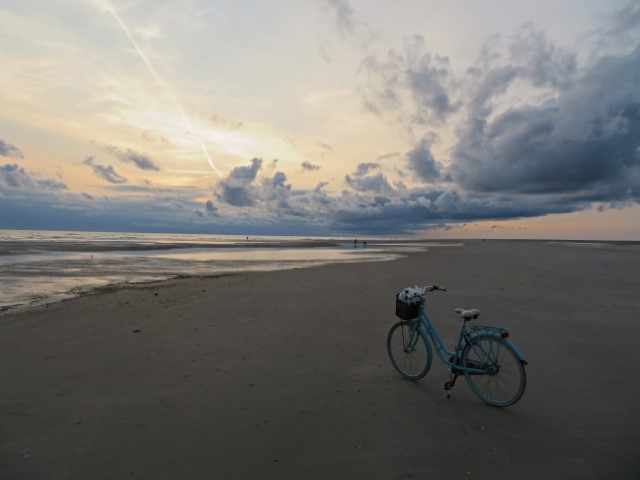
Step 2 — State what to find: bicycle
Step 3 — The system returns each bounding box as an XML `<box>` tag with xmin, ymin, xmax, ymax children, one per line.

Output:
<box><xmin>387</xmin><ymin>285</ymin><xmax>527</xmax><ymax>407</ymax></box>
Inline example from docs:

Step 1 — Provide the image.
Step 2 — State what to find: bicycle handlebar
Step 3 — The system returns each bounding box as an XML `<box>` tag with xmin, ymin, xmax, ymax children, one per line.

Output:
<box><xmin>424</xmin><ymin>285</ymin><xmax>447</xmax><ymax>292</ymax></box>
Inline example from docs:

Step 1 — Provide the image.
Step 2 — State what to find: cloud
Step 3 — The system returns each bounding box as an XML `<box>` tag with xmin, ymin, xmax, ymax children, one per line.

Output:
<box><xmin>317</xmin><ymin>142</ymin><xmax>334</xmax><ymax>152</ymax></box>
<box><xmin>107</xmin><ymin>146</ymin><xmax>160</xmax><ymax>171</ymax></box>
<box><xmin>0</xmin><ymin>140</ymin><xmax>24</xmax><ymax>159</ymax></box>
<box><xmin>354</xmin><ymin>163</ymin><xmax>379</xmax><ymax>175</ymax></box>
<box><xmin>214</xmin><ymin>157</ymin><xmax>262</xmax><ymax>207</ymax></box>
<box><xmin>0</xmin><ymin>163</ymin><xmax>67</xmax><ymax>190</ymax></box>
<box><xmin>406</xmin><ymin>135</ymin><xmax>442</xmax><ymax>183</ymax></box>
<box><xmin>319</xmin><ymin>0</ymin><xmax>357</xmax><ymax>35</ymax></box>
<box><xmin>345</xmin><ymin>162</ymin><xmax>393</xmax><ymax>194</ymax></box>
<box><xmin>448</xmin><ymin>28</ymin><xmax>640</xmax><ymax>207</ymax></box>
<box><xmin>213</xmin><ymin>159</ymin><xmax>302</xmax><ymax>215</ymax></box>
<box><xmin>0</xmin><ymin>159</ymin><xmax>578</xmax><ymax>236</ymax></box>
<box><xmin>601</xmin><ymin>2</ymin><xmax>640</xmax><ymax>50</ymax></box>
<box><xmin>0</xmin><ymin>179</ymin><xmax>232</xmax><ymax>234</ymax></box>
<box><xmin>376</xmin><ymin>151</ymin><xmax>401</xmax><ymax>161</ymax></box>
<box><xmin>351</xmin><ymin>8</ymin><xmax>640</xmax><ymax>233</ymax></box>
<box><xmin>507</xmin><ymin>24</ymin><xmax>576</xmax><ymax>89</ymax></box>
<box><xmin>301</xmin><ymin>161</ymin><xmax>321</xmax><ymax>172</ymax></box>
<box><xmin>209</xmin><ymin>114</ymin><xmax>244</xmax><ymax>130</ymax></box>
<box><xmin>361</xmin><ymin>35</ymin><xmax>460</xmax><ymax>125</ymax></box>
<box><xmin>461</xmin><ymin>26</ymin><xmax>576</xmax><ymax>125</ymax></box>
<box><xmin>262</xmin><ymin>171</ymin><xmax>292</xmax><ymax>210</ymax></box>
<box><xmin>82</xmin><ymin>156</ymin><xmax>128</xmax><ymax>184</ymax></box>
<box><xmin>318</xmin><ymin>0</ymin><xmax>375</xmax><ymax>44</ymax></box>
<box><xmin>314</xmin><ymin>181</ymin><xmax>329</xmax><ymax>192</ymax></box>
<box><xmin>205</xmin><ymin>200</ymin><xmax>219</xmax><ymax>216</ymax></box>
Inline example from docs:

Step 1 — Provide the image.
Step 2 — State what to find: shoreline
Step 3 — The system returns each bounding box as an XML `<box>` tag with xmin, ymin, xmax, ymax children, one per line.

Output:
<box><xmin>0</xmin><ymin>255</ymin><xmax>397</xmax><ymax>316</ymax></box>
<box><xmin>2</xmin><ymin>238</ymin><xmax>637</xmax><ymax>316</ymax></box>
<box><xmin>0</xmin><ymin>238</ymin><xmax>411</xmax><ymax>314</ymax></box>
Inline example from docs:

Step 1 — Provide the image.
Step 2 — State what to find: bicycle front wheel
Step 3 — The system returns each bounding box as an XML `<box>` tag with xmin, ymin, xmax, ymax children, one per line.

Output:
<box><xmin>462</xmin><ymin>334</ymin><xmax>526</xmax><ymax>407</ymax></box>
<box><xmin>387</xmin><ymin>321</ymin><xmax>432</xmax><ymax>380</ymax></box>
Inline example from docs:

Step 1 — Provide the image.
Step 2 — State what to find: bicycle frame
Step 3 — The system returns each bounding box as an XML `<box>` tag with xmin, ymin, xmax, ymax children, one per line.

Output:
<box><xmin>405</xmin><ymin>303</ymin><xmax>527</xmax><ymax>374</ymax></box>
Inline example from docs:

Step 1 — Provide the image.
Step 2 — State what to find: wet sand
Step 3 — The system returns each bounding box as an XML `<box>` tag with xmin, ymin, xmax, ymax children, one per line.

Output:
<box><xmin>1</xmin><ymin>240</ymin><xmax>639</xmax><ymax>479</ymax></box>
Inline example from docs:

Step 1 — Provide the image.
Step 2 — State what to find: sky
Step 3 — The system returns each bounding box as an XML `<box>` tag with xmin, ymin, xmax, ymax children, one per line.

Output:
<box><xmin>1</xmin><ymin>0</ymin><xmax>639</xmax><ymax>239</ymax></box>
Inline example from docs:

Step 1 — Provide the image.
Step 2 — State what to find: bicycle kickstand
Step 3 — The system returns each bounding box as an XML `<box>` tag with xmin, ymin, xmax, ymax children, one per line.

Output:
<box><xmin>444</xmin><ymin>367</ymin><xmax>459</xmax><ymax>399</ymax></box>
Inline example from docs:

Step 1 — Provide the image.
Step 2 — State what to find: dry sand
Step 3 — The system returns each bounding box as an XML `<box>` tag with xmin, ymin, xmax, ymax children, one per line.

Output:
<box><xmin>1</xmin><ymin>240</ymin><xmax>639</xmax><ymax>479</ymax></box>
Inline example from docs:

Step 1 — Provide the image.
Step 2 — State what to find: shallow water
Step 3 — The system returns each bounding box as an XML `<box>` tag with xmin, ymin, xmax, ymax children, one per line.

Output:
<box><xmin>0</xmin><ymin>230</ymin><xmax>467</xmax><ymax>313</ymax></box>
<box><xmin>0</xmin><ymin>230</ymin><xmax>413</xmax><ymax>312</ymax></box>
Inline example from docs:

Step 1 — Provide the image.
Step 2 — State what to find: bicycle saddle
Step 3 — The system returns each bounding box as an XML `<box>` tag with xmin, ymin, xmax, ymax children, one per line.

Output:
<box><xmin>455</xmin><ymin>308</ymin><xmax>480</xmax><ymax>320</ymax></box>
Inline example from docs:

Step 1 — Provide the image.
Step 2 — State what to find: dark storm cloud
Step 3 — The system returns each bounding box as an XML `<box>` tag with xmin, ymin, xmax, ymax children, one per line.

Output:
<box><xmin>326</xmin><ymin>186</ymin><xmax>583</xmax><ymax>235</ymax></box>
<box><xmin>449</xmin><ymin>37</ymin><xmax>640</xmax><ymax>205</ymax></box>
<box><xmin>406</xmin><ymin>135</ymin><xmax>441</xmax><ymax>183</ymax></box>
<box><xmin>107</xmin><ymin>146</ymin><xmax>160</xmax><ymax>171</ymax></box>
<box><xmin>352</xmin><ymin>8</ymin><xmax>640</xmax><ymax>230</ymax></box>
<box><xmin>82</xmin><ymin>156</ymin><xmax>127</xmax><ymax>184</ymax></box>
<box><xmin>0</xmin><ymin>140</ymin><xmax>24</xmax><ymax>159</ymax></box>
<box><xmin>361</xmin><ymin>35</ymin><xmax>460</xmax><ymax>125</ymax></box>
<box><xmin>0</xmin><ymin>163</ymin><xmax>67</xmax><ymax>190</ymax></box>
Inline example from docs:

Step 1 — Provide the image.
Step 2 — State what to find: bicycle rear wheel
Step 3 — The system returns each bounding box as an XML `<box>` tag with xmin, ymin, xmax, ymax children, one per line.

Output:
<box><xmin>387</xmin><ymin>321</ymin><xmax>432</xmax><ymax>380</ymax></box>
<box><xmin>462</xmin><ymin>334</ymin><xmax>526</xmax><ymax>407</ymax></box>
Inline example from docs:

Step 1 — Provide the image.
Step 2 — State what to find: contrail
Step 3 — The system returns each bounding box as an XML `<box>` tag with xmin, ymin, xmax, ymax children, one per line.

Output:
<box><xmin>97</xmin><ymin>0</ymin><xmax>221</xmax><ymax>176</ymax></box>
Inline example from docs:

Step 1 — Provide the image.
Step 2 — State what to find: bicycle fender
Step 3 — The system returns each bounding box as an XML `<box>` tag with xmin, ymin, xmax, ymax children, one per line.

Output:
<box><xmin>503</xmin><ymin>338</ymin><xmax>528</xmax><ymax>365</ymax></box>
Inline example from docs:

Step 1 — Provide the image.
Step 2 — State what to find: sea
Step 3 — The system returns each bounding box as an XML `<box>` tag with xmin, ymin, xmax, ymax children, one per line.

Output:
<box><xmin>0</xmin><ymin>229</ymin><xmax>434</xmax><ymax>313</ymax></box>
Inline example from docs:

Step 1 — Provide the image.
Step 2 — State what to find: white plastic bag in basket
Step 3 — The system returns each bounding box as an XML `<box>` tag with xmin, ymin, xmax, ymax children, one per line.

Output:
<box><xmin>398</xmin><ymin>286</ymin><xmax>425</xmax><ymax>304</ymax></box>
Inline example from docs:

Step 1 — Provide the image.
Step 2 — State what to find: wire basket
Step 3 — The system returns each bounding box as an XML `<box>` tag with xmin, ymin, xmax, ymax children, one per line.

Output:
<box><xmin>395</xmin><ymin>293</ymin><xmax>420</xmax><ymax>320</ymax></box>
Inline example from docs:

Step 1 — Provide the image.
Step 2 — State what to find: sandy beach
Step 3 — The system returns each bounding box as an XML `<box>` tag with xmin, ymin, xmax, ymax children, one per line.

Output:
<box><xmin>1</xmin><ymin>240</ymin><xmax>639</xmax><ymax>479</ymax></box>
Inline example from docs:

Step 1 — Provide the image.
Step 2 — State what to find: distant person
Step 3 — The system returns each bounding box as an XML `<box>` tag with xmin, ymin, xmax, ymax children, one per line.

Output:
<box><xmin>354</xmin><ymin>238</ymin><xmax>357</xmax><ymax>248</ymax></box>
<box><xmin>363</xmin><ymin>241</ymin><xmax>367</xmax><ymax>248</ymax></box>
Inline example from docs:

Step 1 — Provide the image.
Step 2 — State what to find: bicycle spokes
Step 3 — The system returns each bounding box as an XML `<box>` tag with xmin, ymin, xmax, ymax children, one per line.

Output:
<box><xmin>462</xmin><ymin>335</ymin><xmax>526</xmax><ymax>407</ymax></box>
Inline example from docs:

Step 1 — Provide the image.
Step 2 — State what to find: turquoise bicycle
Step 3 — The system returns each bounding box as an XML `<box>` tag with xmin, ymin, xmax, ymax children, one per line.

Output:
<box><xmin>387</xmin><ymin>285</ymin><xmax>527</xmax><ymax>407</ymax></box>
